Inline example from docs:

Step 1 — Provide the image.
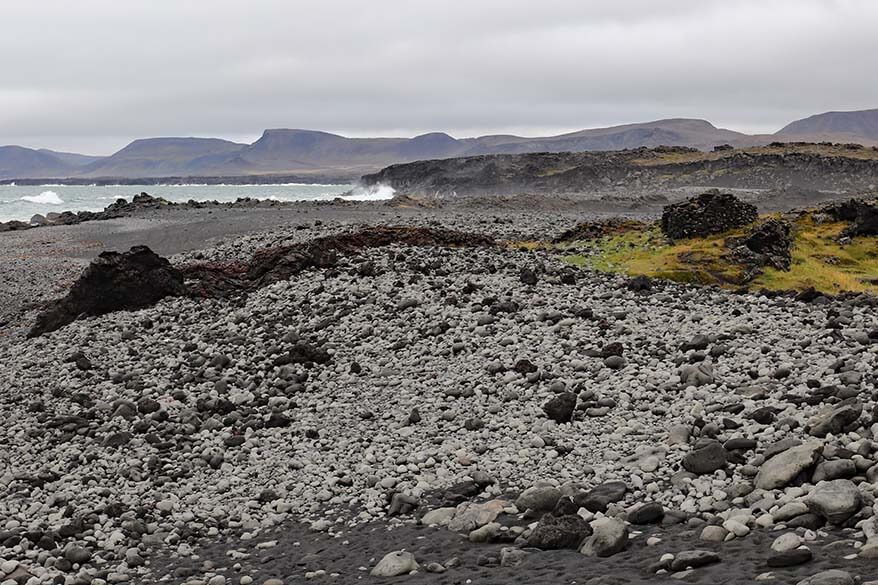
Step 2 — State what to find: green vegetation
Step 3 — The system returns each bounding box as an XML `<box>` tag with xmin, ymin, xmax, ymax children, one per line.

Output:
<box><xmin>558</xmin><ymin>214</ymin><xmax>878</xmax><ymax>294</ymax></box>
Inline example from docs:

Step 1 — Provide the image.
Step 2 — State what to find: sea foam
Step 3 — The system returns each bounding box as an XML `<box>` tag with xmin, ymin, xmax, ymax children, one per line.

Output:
<box><xmin>21</xmin><ymin>190</ymin><xmax>64</xmax><ymax>205</ymax></box>
<box><xmin>344</xmin><ymin>183</ymin><xmax>395</xmax><ymax>201</ymax></box>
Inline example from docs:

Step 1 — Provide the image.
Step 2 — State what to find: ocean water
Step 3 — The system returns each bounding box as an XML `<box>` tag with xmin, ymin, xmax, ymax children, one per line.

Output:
<box><xmin>0</xmin><ymin>183</ymin><xmax>393</xmax><ymax>222</ymax></box>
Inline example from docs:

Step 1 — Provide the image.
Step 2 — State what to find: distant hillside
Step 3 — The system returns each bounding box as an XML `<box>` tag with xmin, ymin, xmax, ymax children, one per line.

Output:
<box><xmin>465</xmin><ymin>119</ymin><xmax>756</xmax><ymax>154</ymax></box>
<box><xmin>0</xmin><ymin>146</ymin><xmax>77</xmax><ymax>179</ymax></box>
<box><xmin>777</xmin><ymin>109</ymin><xmax>878</xmax><ymax>142</ymax></box>
<box><xmin>37</xmin><ymin>149</ymin><xmax>103</xmax><ymax>167</ymax></box>
<box><xmin>78</xmin><ymin>137</ymin><xmax>247</xmax><ymax>178</ymax></box>
<box><xmin>3</xmin><ymin>109</ymin><xmax>878</xmax><ymax>180</ymax></box>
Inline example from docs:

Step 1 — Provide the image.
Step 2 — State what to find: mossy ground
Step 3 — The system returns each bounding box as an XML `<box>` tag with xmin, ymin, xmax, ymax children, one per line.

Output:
<box><xmin>555</xmin><ymin>214</ymin><xmax>877</xmax><ymax>294</ymax></box>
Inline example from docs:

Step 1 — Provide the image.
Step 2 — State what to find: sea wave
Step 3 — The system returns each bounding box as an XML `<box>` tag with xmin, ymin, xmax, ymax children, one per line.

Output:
<box><xmin>343</xmin><ymin>183</ymin><xmax>395</xmax><ymax>201</ymax></box>
<box><xmin>21</xmin><ymin>191</ymin><xmax>64</xmax><ymax>205</ymax></box>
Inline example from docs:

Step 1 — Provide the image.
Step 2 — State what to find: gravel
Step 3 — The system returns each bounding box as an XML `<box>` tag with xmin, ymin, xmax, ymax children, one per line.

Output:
<box><xmin>0</xmin><ymin>209</ymin><xmax>876</xmax><ymax>583</ymax></box>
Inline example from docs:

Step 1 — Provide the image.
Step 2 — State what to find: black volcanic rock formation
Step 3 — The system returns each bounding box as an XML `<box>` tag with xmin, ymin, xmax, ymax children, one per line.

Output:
<box><xmin>660</xmin><ymin>191</ymin><xmax>758</xmax><ymax>239</ymax></box>
<box><xmin>821</xmin><ymin>198</ymin><xmax>878</xmax><ymax>237</ymax></box>
<box><xmin>28</xmin><ymin>246</ymin><xmax>186</xmax><ymax>337</ymax></box>
<box><xmin>727</xmin><ymin>219</ymin><xmax>794</xmax><ymax>273</ymax></box>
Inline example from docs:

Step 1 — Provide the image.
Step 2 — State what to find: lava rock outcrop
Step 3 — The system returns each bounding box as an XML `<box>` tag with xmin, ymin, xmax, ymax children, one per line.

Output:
<box><xmin>660</xmin><ymin>191</ymin><xmax>758</xmax><ymax>240</ymax></box>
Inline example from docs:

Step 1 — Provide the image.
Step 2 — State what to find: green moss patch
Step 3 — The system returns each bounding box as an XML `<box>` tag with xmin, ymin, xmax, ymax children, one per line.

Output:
<box><xmin>559</xmin><ymin>213</ymin><xmax>877</xmax><ymax>294</ymax></box>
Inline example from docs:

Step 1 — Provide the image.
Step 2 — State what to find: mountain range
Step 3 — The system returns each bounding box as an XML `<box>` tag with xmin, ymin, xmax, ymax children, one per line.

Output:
<box><xmin>2</xmin><ymin>109</ymin><xmax>877</xmax><ymax>181</ymax></box>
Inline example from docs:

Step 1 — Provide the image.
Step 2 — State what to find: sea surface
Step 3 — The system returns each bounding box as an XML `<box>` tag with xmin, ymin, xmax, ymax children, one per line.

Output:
<box><xmin>0</xmin><ymin>182</ymin><xmax>391</xmax><ymax>222</ymax></box>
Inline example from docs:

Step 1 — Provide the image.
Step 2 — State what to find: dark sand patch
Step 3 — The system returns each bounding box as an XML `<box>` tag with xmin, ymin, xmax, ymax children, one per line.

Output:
<box><xmin>144</xmin><ymin>518</ymin><xmax>875</xmax><ymax>584</ymax></box>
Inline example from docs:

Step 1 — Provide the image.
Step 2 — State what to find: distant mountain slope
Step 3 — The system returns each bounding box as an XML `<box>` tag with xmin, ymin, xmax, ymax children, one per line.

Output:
<box><xmin>37</xmin><ymin>149</ymin><xmax>103</xmax><ymax>167</ymax></box>
<box><xmin>77</xmin><ymin>137</ymin><xmax>247</xmax><ymax>178</ymax></box>
<box><xmin>466</xmin><ymin>119</ymin><xmax>755</xmax><ymax>154</ymax></box>
<box><xmin>3</xmin><ymin>109</ymin><xmax>878</xmax><ymax>180</ymax></box>
<box><xmin>226</xmin><ymin>120</ymin><xmax>752</xmax><ymax>173</ymax></box>
<box><xmin>777</xmin><ymin>109</ymin><xmax>878</xmax><ymax>141</ymax></box>
<box><xmin>0</xmin><ymin>146</ymin><xmax>75</xmax><ymax>179</ymax></box>
<box><xmin>236</xmin><ymin>129</ymin><xmax>470</xmax><ymax>172</ymax></box>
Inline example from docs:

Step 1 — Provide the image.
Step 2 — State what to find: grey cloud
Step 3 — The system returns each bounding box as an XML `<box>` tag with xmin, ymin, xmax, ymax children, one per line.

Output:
<box><xmin>1</xmin><ymin>0</ymin><xmax>876</xmax><ymax>153</ymax></box>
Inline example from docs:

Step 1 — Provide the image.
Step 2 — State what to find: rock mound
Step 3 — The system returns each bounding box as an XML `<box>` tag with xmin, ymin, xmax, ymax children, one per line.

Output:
<box><xmin>820</xmin><ymin>198</ymin><xmax>878</xmax><ymax>237</ymax></box>
<box><xmin>183</xmin><ymin>226</ymin><xmax>495</xmax><ymax>297</ymax></box>
<box><xmin>30</xmin><ymin>227</ymin><xmax>496</xmax><ymax>335</ymax></box>
<box><xmin>727</xmin><ymin>218</ymin><xmax>793</xmax><ymax>272</ymax></box>
<box><xmin>28</xmin><ymin>246</ymin><xmax>186</xmax><ymax>337</ymax></box>
<box><xmin>661</xmin><ymin>190</ymin><xmax>758</xmax><ymax>239</ymax></box>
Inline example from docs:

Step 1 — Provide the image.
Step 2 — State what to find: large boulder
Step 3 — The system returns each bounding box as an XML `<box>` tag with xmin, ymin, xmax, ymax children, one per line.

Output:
<box><xmin>447</xmin><ymin>499</ymin><xmax>509</xmax><ymax>532</ymax></box>
<box><xmin>808</xmin><ymin>399</ymin><xmax>863</xmax><ymax>438</ymax></box>
<box><xmin>806</xmin><ymin>480</ymin><xmax>861</xmax><ymax>524</ymax></box>
<box><xmin>755</xmin><ymin>442</ymin><xmax>823</xmax><ymax>490</ymax></box>
<box><xmin>575</xmin><ymin>481</ymin><xmax>628</xmax><ymax>513</ymax></box>
<box><xmin>29</xmin><ymin>246</ymin><xmax>186</xmax><ymax>337</ymax></box>
<box><xmin>515</xmin><ymin>484</ymin><xmax>562</xmax><ymax>515</ymax></box>
<box><xmin>848</xmin><ymin>201</ymin><xmax>878</xmax><ymax>236</ymax></box>
<box><xmin>682</xmin><ymin>442</ymin><xmax>727</xmax><ymax>475</ymax></box>
<box><xmin>543</xmin><ymin>392</ymin><xmax>577</xmax><ymax>423</ymax></box>
<box><xmin>526</xmin><ymin>514</ymin><xmax>593</xmax><ymax>550</ymax></box>
<box><xmin>580</xmin><ymin>518</ymin><xmax>628</xmax><ymax>557</ymax></box>
<box><xmin>370</xmin><ymin>551</ymin><xmax>419</xmax><ymax>577</ymax></box>
<box><xmin>822</xmin><ymin>198</ymin><xmax>878</xmax><ymax>237</ymax></box>
<box><xmin>660</xmin><ymin>190</ymin><xmax>758</xmax><ymax>239</ymax></box>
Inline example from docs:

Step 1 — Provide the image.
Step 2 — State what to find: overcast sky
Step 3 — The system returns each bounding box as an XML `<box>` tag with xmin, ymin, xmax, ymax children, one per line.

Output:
<box><xmin>2</xmin><ymin>0</ymin><xmax>877</xmax><ymax>154</ymax></box>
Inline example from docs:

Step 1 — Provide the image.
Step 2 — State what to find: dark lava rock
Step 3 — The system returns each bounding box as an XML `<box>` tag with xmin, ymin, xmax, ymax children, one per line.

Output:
<box><xmin>728</xmin><ymin>218</ymin><xmax>793</xmax><ymax>273</ymax></box>
<box><xmin>519</xmin><ymin>268</ymin><xmax>538</xmax><ymax>285</ymax></box>
<box><xmin>682</xmin><ymin>442</ymin><xmax>727</xmax><ymax>475</ymax></box>
<box><xmin>64</xmin><ymin>546</ymin><xmax>92</xmax><ymax>564</ymax></box>
<box><xmin>660</xmin><ymin>190</ymin><xmax>758</xmax><ymax>240</ymax></box>
<box><xmin>669</xmin><ymin>550</ymin><xmax>721</xmax><ymax>571</ymax></box>
<box><xmin>628</xmin><ymin>502</ymin><xmax>664</xmax><ymax>525</ymax></box>
<box><xmin>514</xmin><ymin>359</ymin><xmax>538</xmax><ymax>374</ymax></box>
<box><xmin>767</xmin><ymin>547</ymin><xmax>813</xmax><ymax>567</ymax></box>
<box><xmin>723</xmin><ymin>437</ymin><xmax>758</xmax><ymax>451</ymax></box>
<box><xmin>824</xmin><ymin>198</ymin><xmax>878</xmax><ymax>237</ymax></box>
<box><xmin>543</xmin><ymin>392</ymin><xmax>577</xmax><ymax>423</ymax></box>
<box><xmin>681</xmin><ymin>334</ymin><xmax>710</xmax><ymax>351</ymax></box>
<box><xmin>626</xmin><ymin>275</ymin><xmax>653</xmax><ymax>292</ymax></box>
<box><xmin>442</xmin><ymin>481</ymin><xmax>481</xmax><ymax>505</ymax></box>
<box><xmin>575</xmin><ymin>481</ymin><xmax>628</xmax><ymax>513</ymax></box>
<box><xmin>808</xmin><ymin>399</ymin><xmax>863</xmax><ymax>438</ymax></box>
<box><xmin>29</xmin><ymin>246</ymin><xmax>186</xmax><ymax>337</ymax></box>
<box><xmin>526</xmin><ymin>514</ymin><xmax>593</xmax><ymax>550</ymax></box>
<box><xmin>786</xmin><ymin>513</ymin><xmax>825</xmax><ymax>530</ymax></box>
<box><xmin>848</xmin><ymin>201</ymin><xmax>878</xmax><ymax>236</ymax></box>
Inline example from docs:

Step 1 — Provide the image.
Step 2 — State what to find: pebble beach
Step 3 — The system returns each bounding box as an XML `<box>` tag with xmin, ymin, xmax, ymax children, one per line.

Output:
<box><xmin>0</xmin><ymin>201</ymin><xmax>876</xmax><ymax>585</ymax></box>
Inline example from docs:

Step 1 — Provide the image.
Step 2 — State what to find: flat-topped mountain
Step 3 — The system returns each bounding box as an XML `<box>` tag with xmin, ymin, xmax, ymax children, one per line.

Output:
<box><xmin>3</xmin><ymin>109</ymin><xmax>878</xmax><ymax>180</ymax></box>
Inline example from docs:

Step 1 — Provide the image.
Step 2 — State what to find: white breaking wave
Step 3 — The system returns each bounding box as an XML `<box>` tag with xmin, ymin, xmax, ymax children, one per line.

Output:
<box><xmin>344</xmin><ymin>183</ymin><xmax>395</xmax><ymax>201</ymax></box>
<box><xmin>21</xmin><ymin>190</ymin><xmax>64</xmax><ymax>205</ymax></box>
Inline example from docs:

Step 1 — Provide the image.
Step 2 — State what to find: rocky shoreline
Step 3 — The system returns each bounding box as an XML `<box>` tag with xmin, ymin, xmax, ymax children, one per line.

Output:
<box><xmin>0</xmin><ymin>200</ymin><xmax>877</xmax><ymax>585</ymax></box>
